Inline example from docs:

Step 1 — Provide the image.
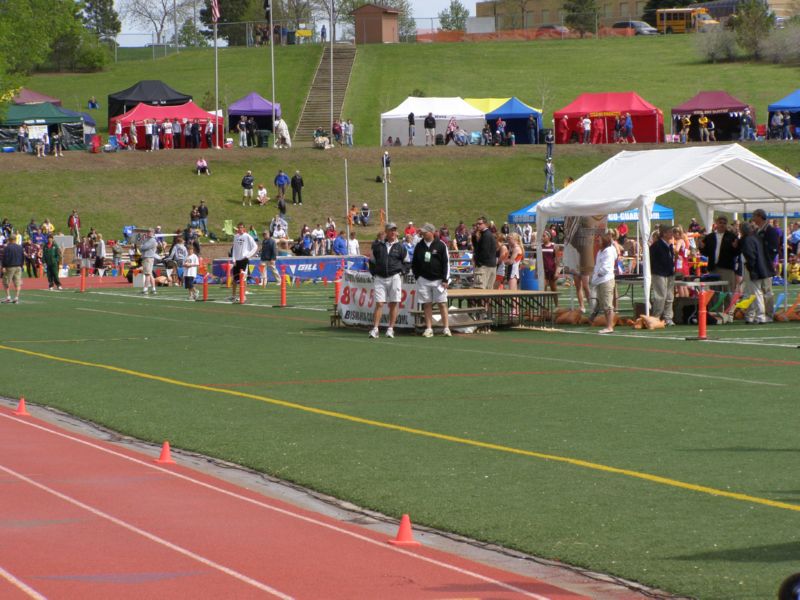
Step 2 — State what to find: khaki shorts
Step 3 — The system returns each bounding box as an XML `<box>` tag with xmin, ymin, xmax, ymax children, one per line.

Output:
<box><xmin>141</xmin><ymin>257</ymin><xmax>155</xmax><ymax>275</ymax></box>
<box><xmin>373</xmin><ymin>274</ymin><xmax>402</xmax><ymax>303</ymax></box>
<box><xmin>472</xmin><ymin>265</ymin><xmax>496</xmax><ymax>290</ymax></box>
<box><xmin>3</xmin><ymin>266</ymin><xmax>22</xmax><ymax>288</ymax></box>
<box><xmin>596</xmin><ymin>280</ymin><xmax>615</xmax><ymax>311</ymax></box>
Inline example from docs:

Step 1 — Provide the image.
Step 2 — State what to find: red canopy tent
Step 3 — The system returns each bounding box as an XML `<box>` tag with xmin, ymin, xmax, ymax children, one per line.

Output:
<box><xmin>553</xmin><ymin>92</ymin><xmax>664</xmax><ymax>144</ymax></box>
<box><xmin>671</xmin><ymin>91</ymin><xmax>754</xmax><ymax>142</ymax></box>
<box><xmin>108</xmin><ymin>102</ymin><xmax>223</xmax><ymax>149</ymax></box>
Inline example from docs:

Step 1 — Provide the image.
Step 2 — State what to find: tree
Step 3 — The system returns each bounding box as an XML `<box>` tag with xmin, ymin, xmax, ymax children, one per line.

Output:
<box><xmin>730</xmin><ymin>0</ymin><xmax>774</xmax><ymax>58</ymax></box>
<box><xmin>122</xmin><ymin>0</ymin><xmax>193</xmax><ymax>44</ymax></box>
<box><xmin>199</xmin><ymin>0</ymin><xmax>257</xmax><ymax>46</ymax></box>
<box><xmin>177</xmin><ymin>17</ymin><xmax>209</xmax><ymax>46</ymax></box>
<box><xmin>562</xmin><ymin>0</ymin><xmax>597</xmax><ymax>37</ymax></box>
<box><xmin>438</xmin><ymin>0</ymin><xmax>469</xmax><ymax>31</ymax></box>
<box><xmin>84</xmin><ymin>0</ymin><xmax>122</xmax><ymax>42</ymax></box>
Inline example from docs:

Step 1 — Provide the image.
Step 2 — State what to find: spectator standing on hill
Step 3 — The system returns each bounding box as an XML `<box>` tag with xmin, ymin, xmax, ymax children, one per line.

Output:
<box><xmin>557</xmin><ymin>114</ymin><xmax>569</xmax><ymax>144</ymax></box>
<box><xmin>527</xmin><ymin>114</ymin><xmax>538</xmax><ymax>144</ymax></box>
<box><xmin>544</xmin><ymin>157</ymin><xmax>556</xmax><ymax>193</ymax></box>
<box><xmin>382</xmin><ymin>151</ymin><xmax>392</xmax><ymax>183</ymax></box>
<box><xmin>344</xmin><ymin>118</ymin><xmax>354</xmax><ymax>147</ymax></box>
<box><xmin>2</xmin><ymin>236</ymin><xmax>24</xmax><ymax>303</ymax></box>
<box><xmin>407</xmin><ymin>112</ymin><xmax>415</xmax><ymax>145</ymax></box>
<box><xmin>592</xmin><ymin>229</ymin><xmax>618</xmax><ymax>334</ymax></box>
<box><xmin>230</xmin><ymin>222</ymin><xmax>258</xmax><ymax>302</ymax></box>
<box><xmin>198</xmin><ymin>200</ymin><xmax>209</xmax><ymax>235</ymax></box>
<box><xmin>42</xmin><ymin>235</ymin><xmax>62</xmax><ymax>290</ymax></box>
<box><xmin>290</xmin><ymin>170</ymin><xmax>304</xmax><ymax>205</ymax></box>
<box><xmin>581</xmin><ymin>115</ymin><xmax>591</xmax><ymax>144</ymax></box>
<box><xmin>246</xmin><ymin>117</ymin><xmax>257</xmax><ymax>148</ymax></box>
<box><xmin>241</xmin><ymin>170</ymin><xmax>255</xmax><ymax>206</ymax></box>
<box><xmin>698</xmin><ymin>114</ymin><xmax>709</xmax><ymax>142</ymax></box>
<box><xmin>274</xmin><ymin>169</ymin><xmax>290</xmax><ymax>200</ymax></box>
<box><xmin>320</xmin><ymin>23</ymin><xmax>326</xmax><ymax>42</ymax></box>
<box><xmin>472</xmin><ymin>216</ymin><xmax>497</xmax><ymax>290</ymax></box>
<box><xmin>237</xmin><ymin>116</ymin><xmax>248</xmax><ymax>148</ymax></box>
<box><xmin>412</xmin><ymin>223</ymin><xmax>451</xmax><ymax>338</ymax></box>
<box><xmin>369</xmin><ymin>222</ymin><xmax>408</xmax><ymax>339</ymax></box>
<box><xmin>183</xmin><ymin>119</ymin><xmax>192</xmax><ymax>148</ymax></box>
<box><xmin>347</xmin><ymin>231</ymin><xmax>360</xmax><ymax>255</ymax></box>
<box><xmin>205</xmin><ymin>119</ymin><xmax>215</xmax><ymax>148</ymax></box>
<box><xmin>545</xmin><ymin>129</ymin><xmax>554</xmax><ymax>159</ymax></box>
<box><xmin>424</xmin><ymin>112</ymin><xmax>436</xmax><ymax>146</ymax></box>
<box><xmin>172</xmin><ymin>118</ymin><xmax>181</xmax><ymax>148</ymax></box>
<box><xmin>751</xmin><ymin>208</ymin><xmax>779</xmax><ymax>318</ymax></box>
<box><xmin>649</xmin><ymin>225</ymin><xmax>675</xmax><ymax>326</ymax></box>
<box><xmin>624</xmin><ymin>112</ymin><xmax>636</xmax><ymax>143</ymax></box>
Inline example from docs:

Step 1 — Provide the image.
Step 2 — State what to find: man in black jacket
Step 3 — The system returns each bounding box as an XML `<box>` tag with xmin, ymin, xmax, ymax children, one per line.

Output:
<box><xmin>751</xmin><ymin>208</ymin><xmax>779</xmax><ymax>318</ymax></box>
<box><xmin>2</xmin><ymin>237</ymin><xmax>24</xmax><ymax>304</ymax></box>
<box><xmin>699</xmin><ymin>216</ymin><xmax>739</xmax><ymax>292</ymax></box>
<box><xmin>412</xmin><ymin>223</ymin><xmax>450</xmax><ymax>337</ymax></box>
<box><xmin>290</xmin><ymin>171</ymin><xmax>304</xmax><ymax>205</ymax></box>
<box><xmin>259</xmin><ymin>230</ymin><xmax>280</xmax><ymax>286</ymax></box>
<box><xmin>740</xmin><ymin>221</ymin><xmax>770</xmax><ymax>324</ymax></box>
<box><xmin>471</xmin><ymin>217</ymin><xmax>496</xmax><ymax>290</ymax></box>
<box><xmin>649</xmin><ymin>225</ymin><xmax>675</xmax><ymax>325</ymax></box>
<box><xmin>424</xmin><ymin>112</ymin><xmax>436</xmax><ymax>146</ymax></box>
<box><xmin>369</xmin><ymin>222</ymin><xmax>408</xmax><ymax>339</ymax></box>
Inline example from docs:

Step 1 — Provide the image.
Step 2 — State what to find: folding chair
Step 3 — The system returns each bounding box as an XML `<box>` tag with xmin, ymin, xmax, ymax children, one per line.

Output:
<box><xmin>222</xmin><ymin>219</ymin><xmax>234</xmax><ymax>240</ymax></box>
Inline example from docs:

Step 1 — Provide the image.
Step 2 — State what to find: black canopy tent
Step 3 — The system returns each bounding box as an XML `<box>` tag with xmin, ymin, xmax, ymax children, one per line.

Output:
<box><xmin>107</xmin><ymin>80</ymin><xmax>192</xmax><ymax>124</ymax></box>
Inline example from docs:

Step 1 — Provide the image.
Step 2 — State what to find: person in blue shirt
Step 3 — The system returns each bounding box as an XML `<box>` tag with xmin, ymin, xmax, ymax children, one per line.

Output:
<box><xmin>332</xmin><ymin>231</ymin><xmax>348</xmax><ymax>255</ymax></box>
<box><xmin>274</xmin><ymin>169</ymin><xmax>290</xmax><ymax>200</ymax></box>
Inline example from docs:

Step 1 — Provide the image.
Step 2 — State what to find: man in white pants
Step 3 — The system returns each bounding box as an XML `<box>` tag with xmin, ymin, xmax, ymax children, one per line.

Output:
<box><xmin>230</xmin><ymin>222</ymin><xmax>258</xmax><ymax>302</ymax></box>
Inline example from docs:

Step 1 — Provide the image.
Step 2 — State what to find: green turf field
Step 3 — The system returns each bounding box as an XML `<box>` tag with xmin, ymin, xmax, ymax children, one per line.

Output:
<box><xmin>2</xmin><ymin>284</ymin><xmax>799</xmax><ymax>599</ymax></box>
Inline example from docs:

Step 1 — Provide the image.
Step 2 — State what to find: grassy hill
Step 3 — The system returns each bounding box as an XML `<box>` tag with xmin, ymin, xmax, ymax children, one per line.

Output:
<box><xmin>27</xmin><ymin>45</ymin><xmax>322</xmax><ymax>132</ymax></box>
<box><xmin>0</xmin><ymin>143</ymin><xmax>797</xmax><ymax>242</ymax></box>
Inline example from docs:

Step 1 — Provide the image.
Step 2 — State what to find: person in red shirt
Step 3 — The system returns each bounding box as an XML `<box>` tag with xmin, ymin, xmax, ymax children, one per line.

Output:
<box><xmin>404</xmin><ymin>222</ymin><xmax>416</xmax><ymax>237</ymax></box>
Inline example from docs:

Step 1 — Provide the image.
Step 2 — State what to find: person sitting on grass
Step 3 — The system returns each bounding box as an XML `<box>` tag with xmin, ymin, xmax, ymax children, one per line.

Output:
<box><xmin>257</xmin><ymin>184</ymin><xmax>269</xmax><ymax>205</ymax></box>
<box><xmin>195</xmin><ymin>157</ymin><xmax>210</xmax><ymax>176</ymax></box>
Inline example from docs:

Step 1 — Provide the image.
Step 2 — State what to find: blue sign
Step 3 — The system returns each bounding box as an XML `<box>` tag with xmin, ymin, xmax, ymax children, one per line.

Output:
<box><xmin>212</xmin><ymin>256</ymin><xmax>368</xmax><ymax>282</ymax></box>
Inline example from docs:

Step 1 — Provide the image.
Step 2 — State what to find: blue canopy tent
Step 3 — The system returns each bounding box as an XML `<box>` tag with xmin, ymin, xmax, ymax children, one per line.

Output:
<box><xmin>486</xmin><ymin>97</ymin><xmax>543</xmax><ymax>144</ymax></box>
<box><xmin>509</xmin><ymin>199</ymin><xmax>674</xmax><ymax>224</ymax></box>
<box><xmin>57</xmin><ymin>107</ymin><xmax>96</xmax><ymax>145</ymax></box>
<box><xmin>767</xmin><ymin>89</ymin><xmax>800</xmax><ymax>139</ymax></box>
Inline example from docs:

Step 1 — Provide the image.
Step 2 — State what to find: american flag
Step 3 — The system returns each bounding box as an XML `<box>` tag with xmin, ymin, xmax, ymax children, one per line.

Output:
<box><xmin>211</xmin><ymin>0</ymin><xmax>220</xmax><ymax>23</ymax></box>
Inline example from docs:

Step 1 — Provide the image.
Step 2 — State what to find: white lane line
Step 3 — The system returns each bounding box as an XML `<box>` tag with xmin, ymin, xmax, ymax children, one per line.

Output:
<box><xmin>0</xmin><ymin>565</ymin><xmax>47</xmax><ymax>600</ymax></box>
<box><xmin>312</xmin><ymin>333</ymin><xmax>782</xmax><ymax>387</ymax></box>
<box><xmin>0</xmin><ymin>414</ymin><xmax>552</xmax><ymax>600</ymax></box>
<box><xmin>0</xmin><ymin>463</ymin><xmax>293</xmax><ymax>600</ymax></box>
<box><xmin>559</xmin><ymin>328</ymin><xmax>800</xmax><ymax>349</ymax></box>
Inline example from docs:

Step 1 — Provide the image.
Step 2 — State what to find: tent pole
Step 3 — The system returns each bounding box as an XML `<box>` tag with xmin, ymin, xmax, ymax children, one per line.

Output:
<box><xmin>784</xmin><ymin>204</ymin><xmax>789</xmax><ymax>315</ymax></box>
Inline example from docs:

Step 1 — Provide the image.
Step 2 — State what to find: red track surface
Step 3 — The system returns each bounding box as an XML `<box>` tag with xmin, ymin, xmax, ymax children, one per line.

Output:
<box><xmin>0</xmin><ymin>408</ymin><xmax>591</xmax><ymax>600</ymax></box>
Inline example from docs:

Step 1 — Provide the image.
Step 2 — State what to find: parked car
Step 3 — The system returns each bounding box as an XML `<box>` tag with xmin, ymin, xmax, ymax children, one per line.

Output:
<box><xmin>612</xmin><ymin>20</ymin><xmax>660</xmax><ymax>35</ymax></box>
<box><xmin>535</xmin><ymin>25</ymin><xmax>571</xmax><ymax>36</ymax></box>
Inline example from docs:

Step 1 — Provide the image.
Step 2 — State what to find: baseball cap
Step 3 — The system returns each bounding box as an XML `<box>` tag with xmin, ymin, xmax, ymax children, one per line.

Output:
<box><xmin>420</xmin><ymin>223</ymin><xmax>435</xmax><ymax>234</ymax></box>
<box><xmin>385</xmin><ymin>222</ymin><xmax>397</xmax><ymax>230</ymax></box>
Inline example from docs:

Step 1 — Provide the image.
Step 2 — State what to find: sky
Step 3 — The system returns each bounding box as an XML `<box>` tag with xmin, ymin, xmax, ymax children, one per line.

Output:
<box><xmin>410</xmin><ymin>0</ymin><xmax>471</xmax><ymax>19</ymax></box>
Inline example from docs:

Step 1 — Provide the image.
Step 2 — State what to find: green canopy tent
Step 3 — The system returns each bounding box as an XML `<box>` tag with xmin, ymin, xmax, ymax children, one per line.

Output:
<box><xmin>0</xmin><ymin>102</ymin><xmax>84</xmax><ymax>151</ymax></box>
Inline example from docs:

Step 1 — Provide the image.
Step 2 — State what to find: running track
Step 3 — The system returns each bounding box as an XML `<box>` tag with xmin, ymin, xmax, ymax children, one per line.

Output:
<box><xmin>0</xmin><ymin>406</ymin><xmax>612</xmax><ymax>600</ymax></box>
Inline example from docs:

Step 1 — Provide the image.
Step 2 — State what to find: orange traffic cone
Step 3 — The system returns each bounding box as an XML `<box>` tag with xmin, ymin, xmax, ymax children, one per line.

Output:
<box><xmin>155</xmin><ymin>441</ymin><xmax>176</xmax><ymax>464</ymax></box>
<box><xmin>14</xmin><ymin>396</ymin><xmax>30</xmax><ymax>417</ymax></box>
<box><xmin>387</xmin><ymin>514</ymin><xmax>421</xmax><ymax>547</ymax></box>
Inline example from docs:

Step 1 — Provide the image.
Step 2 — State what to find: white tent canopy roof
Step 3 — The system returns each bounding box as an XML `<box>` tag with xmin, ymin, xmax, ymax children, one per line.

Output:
<box><xmin>534</xmin><ymin>144</ymin><xmax>800</xmax><ymax>225</ymax></box>
<box><xmin>381</xmin><ymin>97</ymin><xmax>485</xmax><ymax>121</ymax></box>
<box><xmin>533</xmin><ymin>144</ymin><xmax>800</xmax><ymax>315</ymax></box>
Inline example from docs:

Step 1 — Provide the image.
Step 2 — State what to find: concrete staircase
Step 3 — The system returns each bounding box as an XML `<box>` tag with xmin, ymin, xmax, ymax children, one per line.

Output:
<box><xmin>295</xmin><ymin>44</ymin><xmax>356</xmax><ymax>142</ymax></box>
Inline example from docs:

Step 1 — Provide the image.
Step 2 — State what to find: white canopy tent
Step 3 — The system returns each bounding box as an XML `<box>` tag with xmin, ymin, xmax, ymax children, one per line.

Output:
<box><xmin>533</xmin><ymin>144</ymin><xmax>800</xmax><ymax>314</ymax></box>
<box><xmin>380</xmin><ymin>97</ymin><xmax>485</xmax><ymax>146</ymax></box>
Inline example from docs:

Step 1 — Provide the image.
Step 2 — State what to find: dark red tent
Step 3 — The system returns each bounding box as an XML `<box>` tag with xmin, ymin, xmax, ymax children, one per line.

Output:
<box><xmin>553</xmin><ymin>92</ymin><xmax>664</xmax><ymax>144</ymax></box>
<box><xmin>671</xmin><ymin>91</ymin><xmax>754</xmax><ymax>142</ymax></box>
<box><xmin>12</xmin><ymin>88</ymin><xmax>62</xmax><ymax>106</ymax></box>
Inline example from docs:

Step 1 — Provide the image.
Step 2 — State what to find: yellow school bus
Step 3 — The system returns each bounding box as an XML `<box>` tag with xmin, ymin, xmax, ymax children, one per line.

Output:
<box><xmin>656</xmin><ymin>8</ymin><xmax>719</xmax><ymax>33</ymax></box>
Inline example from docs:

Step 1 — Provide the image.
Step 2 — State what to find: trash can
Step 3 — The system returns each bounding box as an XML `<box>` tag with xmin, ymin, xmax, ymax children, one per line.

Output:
<box><xmin>259</xmin><ymin>130</ymin><xmax>270</xmax><ymax>147</ymax></box>
<box><xmin>519</xmin><ymin>261</ymin><xmax>539</xmax><ymax>290</ymax></box>
<box><xmin>287</xmin><ymin>30</ymin><xmax>296</xmax><ymax>45</ymax></box>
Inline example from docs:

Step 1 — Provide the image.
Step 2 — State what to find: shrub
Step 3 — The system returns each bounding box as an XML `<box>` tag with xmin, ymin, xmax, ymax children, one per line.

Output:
<box><xmin>760</xmin><ymin>23</ymin><xmax>800</xmax><ymax>63</ymax></box>
<box><xmin>695</xmin><ymin>27</ymin><xmax>738</xmax><ymax>63</ymax></box>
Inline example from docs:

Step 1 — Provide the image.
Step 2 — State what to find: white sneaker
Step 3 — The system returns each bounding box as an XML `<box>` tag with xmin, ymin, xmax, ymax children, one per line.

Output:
<box><xmin>422</xmin><ymin>328</ymin><xmax>434</xmax><ymax>338</ymax></box>
<box><xmin>442</xmin><ymin>328</ymin><xmax>452</xmax><ymax>337</ymax></box>
<box><xmin>368</xmin><ymin>327</ymin><xmax>379</xmax><ymax>339</ymax></box>
<box><xmin>385</xmin><ymin>327</ymin><xmax>394</xmax><ymax>338</ymax></box>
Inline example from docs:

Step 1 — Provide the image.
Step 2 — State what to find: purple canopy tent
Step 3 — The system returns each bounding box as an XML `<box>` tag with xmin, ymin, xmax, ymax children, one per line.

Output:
<box><xmin>227</xmin><ymin>92</ymin><xmax>281</xmax><ymax>132</ymax></box>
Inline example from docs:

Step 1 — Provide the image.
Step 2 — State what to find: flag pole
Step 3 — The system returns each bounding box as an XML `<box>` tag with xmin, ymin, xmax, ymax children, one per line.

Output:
<box><xmin>269</xmin><ymin>2</ymin><xmax>276</xmax><ymax>146</ymax></box>
<box><xmin>213</xmin><ymin>21</ymin><xmax>219</xmax><ymax>149</ymax></box>
<box><xmin>344</xmin><ymin>159</ymin><xmax>350</xmax><ymax>241</ymax></box>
